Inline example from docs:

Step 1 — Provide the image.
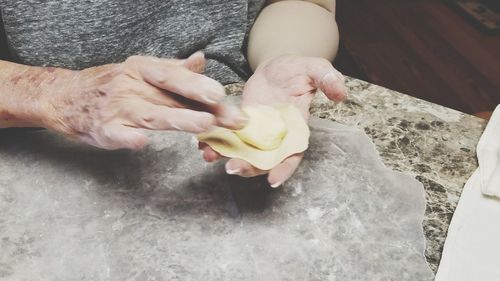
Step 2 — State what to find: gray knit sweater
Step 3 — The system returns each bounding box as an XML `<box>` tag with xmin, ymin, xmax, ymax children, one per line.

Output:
<box><xmin>0</xmin><ymin>0</ymin><xmax>266</xmax><ymax>84</ymax></box>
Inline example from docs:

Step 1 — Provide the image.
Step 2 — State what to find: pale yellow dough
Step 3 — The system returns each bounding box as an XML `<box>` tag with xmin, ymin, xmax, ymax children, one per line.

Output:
<box><xmin>235</xmin><ymin>106</ymin><xmax>287</xmax><ymax>150</ymax></box>
<box><xmin>197</xmin><ymin>105</ymin><xmax>310</xmax><ymax>170</ymax></box>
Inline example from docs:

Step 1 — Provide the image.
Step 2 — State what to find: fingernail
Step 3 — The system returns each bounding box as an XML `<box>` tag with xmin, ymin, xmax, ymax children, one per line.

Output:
<box><xmin>270</xmin><ymin>181</ymin><xmax>283</xmax><ymax>188</ymax></box>
<box><xmin>322</xmin><ymin>72</ymin><xmax>338</xmax><ymax>84</ymax></box>
<box><xmin>225</xmin><ymin>162</ymin><xmax>241</xmax><ymax>175</ymax></box>
<box><xmin>322</xmin><ymin>72</ymin><xmax>348</xmax><ymax>101</ymax></box>
<box><xmin>226</xmin><ymin>168</ymin><xmax>241</xmax><ymax>175</ymax></box>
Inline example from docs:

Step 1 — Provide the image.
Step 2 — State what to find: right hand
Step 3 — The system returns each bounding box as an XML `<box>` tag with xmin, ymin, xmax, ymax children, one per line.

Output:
<box><xmin>41</xmin><ymin>52</ymin><xmax>246</xmax><ymax>150</ymax></box>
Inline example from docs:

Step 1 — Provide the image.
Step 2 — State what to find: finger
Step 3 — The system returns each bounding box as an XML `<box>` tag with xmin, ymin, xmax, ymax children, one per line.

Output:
<box><xmin>225</xmin><ymin>159</ymin><xmax>268</xmax><ymax>178</ymax></box>
<box><xmin>171</xmin><ymin>98</ymin><xmax>247</xmax><ymax>130</ymax></box>
<box><xmin>267</xmin><ymin>153</ymin><xmax>304</xmax><ymax>188</ymax></box>
<box><xmin>320</xmin><ymin>71</ymin><xmax>347</xmax><ymax>102</ymax></box>
<box><xmin>125</xmin><ymin>55</ymin><xmax>184</xmax><ymax>70</ymax></box>
<box><xmin>124</xmin><ymin>101</ymin><xmax>217</xmax><ymax>133</ymax></box>
<box><xmin>135</xmin><ymin>60</ymin><xmax>225</xmax><ymax>106</ymax></box>
<box><xmin>81</xmin><ymin>123</ymin><xmax>149</xmax><ymax>150</ymax></box>
<box><xmin>124</xmin><ymin>55</ymin><xmax>245</xmax><ymax>129</ymax></box>
<box><xmin>109</xmin><ymin>78</ymin><xmax>187</xmax><ymax>109</ymax></box>
<box><xmin>182</xmin><ymin>52</ymin><xmax>206</xmax><ymax>73</ymax></box>
<box><xmin>212</xmin><ymin>102</ymin><xmax>248</xmax><ymax>130</ymax></box>
<box><xmin>198</xmin><ymin>142</ymin><xmax>221</xmax><ymax>160</ymax></box>
<box><xmin>127</xmin><ymin>53</ymin><xmax>205</xmax><ymax>73</ymax></box>
<box><xmin>202</xmin><ymin>146</ymin><xmax>221</xmax><ymax>162</ymax></box>
<box><xmin>307</xmin><ymin>58</ymin><xmax>347</xmax><ymax>102</ymax></box>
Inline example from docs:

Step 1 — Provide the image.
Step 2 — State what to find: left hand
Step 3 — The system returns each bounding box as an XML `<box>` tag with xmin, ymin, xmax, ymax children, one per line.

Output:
<box><xmin>199</xmin><ymin>54</ymin><xmax>347</xmax><ymax>187</ymax></box>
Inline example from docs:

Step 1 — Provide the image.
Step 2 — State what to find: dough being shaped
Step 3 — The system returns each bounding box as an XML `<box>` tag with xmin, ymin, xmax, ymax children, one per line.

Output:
<box><xmin>235</xmin><ymin>106</ymin><xmax>287</xmax><ymax>150</ymax></box>
<box><xmin>197</xmin><ymin>105</ymin><xmax>310</xmax><ymax>170</ymax></box>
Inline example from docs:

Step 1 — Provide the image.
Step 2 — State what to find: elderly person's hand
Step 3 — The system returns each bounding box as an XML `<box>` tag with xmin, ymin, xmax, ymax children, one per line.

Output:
<box><xmin>39</xmin><ymin>52</ymin><xmax>246</xmax><ymax>150</ymax></box>
<box><xmin>199</xmin><ymin>55</ymin><xmax>347</xmax><ymax>187</ymax></box>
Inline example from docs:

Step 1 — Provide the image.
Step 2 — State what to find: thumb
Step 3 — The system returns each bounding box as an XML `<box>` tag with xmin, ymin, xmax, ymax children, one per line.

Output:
<box><xmin>319</xmin><ymin>70</ymin><xmax>347</xmax><ymax>102</ymax></box>
<box><xmin>308</xmin><ymin>59</ymin><xmax>347</xmax><ymax>102</ymax></box>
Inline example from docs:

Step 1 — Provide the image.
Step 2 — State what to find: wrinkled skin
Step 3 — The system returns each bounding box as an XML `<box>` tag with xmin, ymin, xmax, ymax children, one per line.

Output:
<box><xmin>43</xmin><ymin>52</ymin><xmax>246</xmax><ymax>150</ymax></box>
<box><xmin>199</xmin><ymin>55</ymin><xmax>347</xmax><ymax>187</ymax></box>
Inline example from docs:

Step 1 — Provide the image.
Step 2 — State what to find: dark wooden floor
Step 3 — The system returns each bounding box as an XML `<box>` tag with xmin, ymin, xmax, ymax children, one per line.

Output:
<box><xmin>334</xmin><ymin>0</ymin><xmax>500</xmax><ymax>116</ymax></box>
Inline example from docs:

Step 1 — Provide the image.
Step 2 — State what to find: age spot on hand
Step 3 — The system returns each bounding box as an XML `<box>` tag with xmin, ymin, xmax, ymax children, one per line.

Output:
<box><xmin>9</xmin><ymin>74</ymin><xmax>22</xmax><ymax>85</ymax></box>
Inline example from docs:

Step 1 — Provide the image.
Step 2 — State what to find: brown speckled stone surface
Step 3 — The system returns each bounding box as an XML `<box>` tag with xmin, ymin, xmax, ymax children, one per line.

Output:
<box><xmin>226</xmin><ymin>77</ymin><xmax>487</xmax><ymax>273</ymax></box>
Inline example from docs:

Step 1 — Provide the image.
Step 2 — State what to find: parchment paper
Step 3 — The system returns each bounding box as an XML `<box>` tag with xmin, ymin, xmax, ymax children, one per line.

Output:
<box><xmin>0</xmin><ymin>118</ymin><xmax>433</xmax><ymax>281</ymax></box>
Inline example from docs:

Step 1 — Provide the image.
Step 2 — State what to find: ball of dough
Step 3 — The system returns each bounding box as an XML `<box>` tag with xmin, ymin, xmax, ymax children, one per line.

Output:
<box><xmin>235</xmin><ymin>106</ymin><xmax>288</xmax><ymax>151</ymax></box>
<box><xmin>197</xmin><ymin>105</ymin><xmax>310</xmax><ymax>171</ymax></box>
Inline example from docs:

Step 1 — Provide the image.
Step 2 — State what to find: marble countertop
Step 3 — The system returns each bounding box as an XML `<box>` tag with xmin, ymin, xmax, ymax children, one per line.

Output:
<box><xmin>0</xmin><ymin>78</ymin><xmax>487</xmax><ymax>279</ymax></box>
<box><xmin>228</xmin><ymin>78</ymin><xmax>487</xmax><ymax>273</ymax></box>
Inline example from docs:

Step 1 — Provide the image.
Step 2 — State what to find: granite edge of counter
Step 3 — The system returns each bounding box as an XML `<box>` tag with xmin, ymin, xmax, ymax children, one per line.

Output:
<box><xmin>226</xmin><ymin>78</ymin><xmax>488</xmax><ymax>273</ymax></box>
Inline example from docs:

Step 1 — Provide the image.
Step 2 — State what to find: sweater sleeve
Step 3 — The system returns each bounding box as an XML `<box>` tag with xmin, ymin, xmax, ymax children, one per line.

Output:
<box><xmin>0</xmin><ymin>10</ymin><xmax>12</xmax><ymax>61</ymax></box>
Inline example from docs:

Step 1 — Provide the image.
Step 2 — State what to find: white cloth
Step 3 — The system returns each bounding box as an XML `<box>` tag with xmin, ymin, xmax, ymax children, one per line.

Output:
<box><xmin>435</xmin><ymin>105</ymin><xmax>500</xmax><ymax>281</ymax></box>
<box><xmin>478</xmin><ymin>105</ymin><xmax>500</xmax><ymax>197</ymax></box>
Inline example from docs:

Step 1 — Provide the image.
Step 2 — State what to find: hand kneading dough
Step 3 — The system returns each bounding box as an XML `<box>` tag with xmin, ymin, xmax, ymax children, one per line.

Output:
<box><xmin>197</xmin><ymin>105</ymin><xmax>310</xmax><ymax>170</ymax></box>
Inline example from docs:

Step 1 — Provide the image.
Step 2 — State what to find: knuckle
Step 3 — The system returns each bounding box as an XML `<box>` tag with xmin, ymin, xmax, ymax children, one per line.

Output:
<box><xmin>141</xmin><ymin>115</ymin><xmax>155</xmax><ymax>124</ymax></box>
<box><xmin>139</xmin><ymin>113</ymin><xmax>157</xmax><ymax>127</ymax></box>
<box><xmin>154</xmin><ymin>74</ymin><xmax>169</xmax><ymax>85</ymax></box>
<box><xmin>96</xmin><ymin>84</ymin><xmax>112</xmax><ymax>95</ymax></box>
<box><xmin>102</xmin><ymin>75</ymin><xmax>137</xmax><ymax>94</ymax></box>
<box><xmin>119</xmin><ymin>107</ymin><xmax>136</xmax><ymax>120</ymax></box>
<box><xmin>114</xmin><ymin>74</ymin><xmax>135</xmax><ymax>87</ymax></box>
<box><xmin>99</xmin><ymin>81</ymin><xmax>121</xmax><ymax>95</ymax></box>
<box><xmin>125</xmin><ymin>55</ymin><xmax>143</xmax><ymax>64</ymax></box>
<box><xmin>153</xmin><ymin>66</ymin><xmax>176</xmax><ymax>84</ymax></box>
